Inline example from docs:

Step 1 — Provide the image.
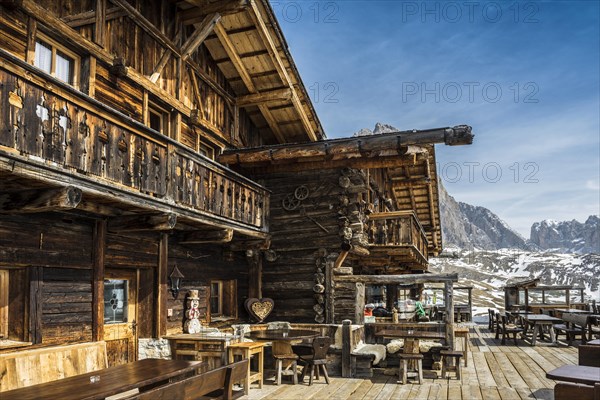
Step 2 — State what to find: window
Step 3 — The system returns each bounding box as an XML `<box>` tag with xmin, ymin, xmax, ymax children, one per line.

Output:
<box><xmin>33</xmin><ymin>36</ymin><xmax>79</xmax><ymax>87</ymax></box>
<box><xmin>209</xmin><ymin>280</ymin><xmax>237</xmax><ymax>321</ymax></box>
<box><xmin>104</xmin><ymin>279</ymin><xmax>128</xmax><ymax>324</ymax></box>
<box><xmin>199</xmin><ymin>141</ymin><xmax>216</xmax><ymax>160</ymax></box>
<box><xmin>148</xmin><ymin>103</ymin><xmax>170</xmax><ymax>134</ymax></box>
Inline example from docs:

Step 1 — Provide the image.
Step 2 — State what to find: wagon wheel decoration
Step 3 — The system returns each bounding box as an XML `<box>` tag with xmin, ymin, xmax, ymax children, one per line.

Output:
<box><xmin>282</xmin><ymin>193</ymin><xmax>300</xmax><ymax>211</ymax></box>
<box><xmin>294</xmin><ymin>185</ymin><xmax>309</xmax><ymax>200</ymax></box>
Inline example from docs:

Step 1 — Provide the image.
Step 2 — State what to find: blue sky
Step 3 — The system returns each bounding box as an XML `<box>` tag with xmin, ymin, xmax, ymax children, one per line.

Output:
<box><xmin>271</xmin><ymin>0</ymin><xmax>600</xmax><ymax>238</ymax></box>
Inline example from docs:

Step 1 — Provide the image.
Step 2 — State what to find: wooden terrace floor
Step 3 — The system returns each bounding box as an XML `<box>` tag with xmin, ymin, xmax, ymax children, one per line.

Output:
<box><xmin>240</xmin><ymin>323</ymin><xmax>578</xmax><ymax>400</ymax></box>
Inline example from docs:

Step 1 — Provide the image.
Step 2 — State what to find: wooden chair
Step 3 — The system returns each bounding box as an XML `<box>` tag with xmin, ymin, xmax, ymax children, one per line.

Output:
<box><xmin>554</xmin><ymin>313</ymin><xmax>589</xmax><ymax>345</ymax></box>
<box><xmin>579</xmin><ymin>345</ymin><xmax>600</xmax><ymax>367</ymax></box>
<box><xmin>299</xmin><ymin>336</ymin><xmax>331</xmax><ymax>386</ymax></box>
<box><xmin>440</xmin><ymin>350</ymin><xmax>462</xmax><ymax>380</ymax></box>
<box><xmin>497</xmin><ymin>313</ymin><xmax>523</xmax><ymax>345</ymax></box>
<box><xmin>397</xmin><ymin>353</ymin><xmax>423</xmax><ymax>384</ymax></box>
<box><xmin>273</xmin><ymin>353</ymin><xmax>298</xmax><ymax>385</ymax></box>
<box><xmin>488</xmin><ymin>309</ymin><xmax>495</xmax><ymax>330</ymax></box>
<box><xmin>554</xmin><ymin>382</ymin><xmax>600</xmax><ymax>400</ymax></box>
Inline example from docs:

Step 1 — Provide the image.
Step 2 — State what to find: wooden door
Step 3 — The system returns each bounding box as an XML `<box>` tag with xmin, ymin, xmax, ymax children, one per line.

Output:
<box><xmin>103</xmin><ymin>269</ymin><xmax>138</xmax><ymax>367</ymax></box>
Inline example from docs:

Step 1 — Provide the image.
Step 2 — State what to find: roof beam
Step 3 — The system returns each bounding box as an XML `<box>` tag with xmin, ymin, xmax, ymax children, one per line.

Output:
<box><xmin>179</xmin><ymin>229</ymin><xmax>234</xmax><ymax>244</ymax></box>
<box><xmin>336</xmin><ymin>273</ymin><xmax>459</xmax><ymax>285</ymax></box>
<box><xmin>214</xmin><ymin>21</ymin><xmax>286</xmax><ymax>143</ymax></box>
<box><xmin>181</xmin><ymin>0</ymin><xmax>250</xmax><ymax>25</ymax></box>
<box><xmin>248</xmin><ymin>0</ymin><xmax>316</xmax><ymax>141</ymax></box>
<box><xmin>236</xmin><ymin>87</ymin><xmax>292</xmax><ymax>107</ymax></box>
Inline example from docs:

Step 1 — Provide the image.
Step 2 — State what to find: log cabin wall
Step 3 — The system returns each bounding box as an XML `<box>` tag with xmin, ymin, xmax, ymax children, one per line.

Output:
<box><xmin>256</xmin><ymin>168</ymin><xmax>370</xmax><ymax>323</ymax></box>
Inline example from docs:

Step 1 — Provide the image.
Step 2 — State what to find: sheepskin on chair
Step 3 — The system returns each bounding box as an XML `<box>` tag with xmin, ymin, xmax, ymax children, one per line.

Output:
<box><xmin>386</xmin><ymin>339</ymin><xmax>405</xmax><ymax>354</ymax></box>
<box><xmin>352</xmin><ymin>342</ymin><xmax>386</xmax><ymax>365</ymax></box>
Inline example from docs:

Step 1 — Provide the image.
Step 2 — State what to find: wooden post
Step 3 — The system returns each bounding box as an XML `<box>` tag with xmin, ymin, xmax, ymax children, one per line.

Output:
<box><xmin>566</xmin><ymin>289</ymin><xmax>570</xmax><ymax>308</ymax></box>
<box><xmin>156</xmin><ymin>233</ymin><xmax>169</xmax><ymax>337</ymax></box>
<box><xmin>468</xmin><ymin>287</ymin><xmax>472</xmax><ymax>321</ymax></box>
<box><xmin>94</xmin><ymin>0</ymin><xmax>106</xmax><ymax>47</ymax></box>
<box><xmin>341</xmin><ymin>319</ymin><xmax>352</xmax><ymax>378</ymax></box>
<box><xmin>247</xmin><ymin>250</ymin><xmax>262</xmax><ymax>299</ymax></box>
<box><xmin>28</xmin><ymin>267</ymin><xmax>43</xmax><ymax>344</ymax></box>
<box><xmin>325</xmin><ymin>260</ymin><xmax>334</xmax><ymax>324</ymax></box>
<box><xmin>355</xmin><ymin>283</ymin><xmax>365</xmax><ymax>325</ymax></box>
<box><xmin>92</xmin><ymin>220</ymin><xmax>106</xmax><ymax>342</ymax></box>
<box><xmin>525</xmin><ymin>288</ymin><xmax>529</xmax><ymax>311</ymax></box>
<box><xmin>445</xmin><ymin>281</ymin><xmax>455</xmax><ymax>350</ymax></box>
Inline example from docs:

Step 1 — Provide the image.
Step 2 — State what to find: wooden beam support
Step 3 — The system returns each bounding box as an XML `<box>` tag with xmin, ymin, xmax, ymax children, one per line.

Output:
<box><xmin>110</xmin><ymin>0</ymin><xmax>181</xmax><ymax>57</ymax></box>
<box><xmin>336</xmin><ymin>273</ymin><xmax>459</xmax><ymax>285</ymax></box>
<box><xmin>92</xmin><ymin>220</ymin><xmax>106</xmax><ymax>342</ymax></box>
<box><xmin>179</xmin><ymin>229</ymin><xmax>234</xmax><ymax>244</ymax></box>
<box><xmin>25</xmin><ymin>17</ymin><xmax>36</xmax><ymax>64</ymax></box>
<box><xmin>236</xmin><ymin>88</ymin><xmax>292</xmax><ymax>107</ymax></box>
<box><xmin>61</xmin><ymin>6</ymin><xmax>126</xmax><ymax>28</ymax></box>
<box><xmin>149</xmin><ymin>25</ymin><xmax>182</xmax><ymax>83</ymax></box>
<box><xmin>228</xmin><ymin>236</ymin><xmax>271</xmax><ymax>252</ymax></box>
<box><xmin>214</xmin><ymin>21</ymin><xmax>286</xmax><ymax>143</ymax></box>
<box><xmin>181</xmin><ymin>0</ymin><xmax>249</xmax><ymax>25</ymax></box>
<box><xmin>0</xmin><ymin>186</ymin><xmax>82</xmax><ymax>214</ymax></box>
<box><xmin>248</xmin><ymin>0</ymin><xmax>316</xmax><ymax>141</ymax></box>
<box><xmin>28</xmin><ymin>267</ymin><xmax>42</xmax><ymax>344</ymax></box>
<box><xmin>182</xmin><ymin>13</ymin><xmax>221</xmax><ymax>61</ymax></box>
<box><xmin>156</xmin><ymin>233</ymin><xmax>168</xmax><ymax>337</ymax></box>
<box><xmin>247</xmin><ymin>249</ymin><xmax>262</xmax><ymax>299</ymax></box>
<box><xmin>94</xmin><ymin>0</ymin><xmax>106</xmax><ymax>47</ymax></box>
<box><xmin>107</xmin><ymin>213</ymin><xmax>177</xmax><ymax>232</ymax></box>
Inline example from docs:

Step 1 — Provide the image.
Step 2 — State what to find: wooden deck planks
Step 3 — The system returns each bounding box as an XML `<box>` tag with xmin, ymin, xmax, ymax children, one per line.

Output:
<box><xmin>243</xmin><ymin>324</ymin><xmax>584</xmax><ymax>400</ymax></box>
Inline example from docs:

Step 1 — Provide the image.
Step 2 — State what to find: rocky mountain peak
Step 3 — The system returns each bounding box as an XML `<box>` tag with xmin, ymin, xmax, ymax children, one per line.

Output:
<box><xmin>530</xmin><ymin>215</ymin><xmax>599</xmax><ymax>253</ymax></box>
<box><xmin>353</xmin><ymin>122</ymin><xmax>399</xmax><ymax>137</ymax></box>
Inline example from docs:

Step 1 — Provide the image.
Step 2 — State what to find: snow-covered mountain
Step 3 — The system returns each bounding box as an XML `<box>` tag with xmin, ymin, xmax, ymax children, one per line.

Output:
<box><xmin>353</xmin><ymin>122</ymin><xmax>401</xmax><ymax>137</ymax></box>
<box><xmin>530</xmin><ymin>216</ymin><xmax>600</xmax><ymax>253</ymax></box>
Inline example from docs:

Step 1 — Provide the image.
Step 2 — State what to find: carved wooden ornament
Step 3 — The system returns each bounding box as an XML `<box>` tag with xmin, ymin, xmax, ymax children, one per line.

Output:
<box><xmin>245</xmin><ymin>298</ymin><xmax>274</xmax><ymax>322</ymax></box>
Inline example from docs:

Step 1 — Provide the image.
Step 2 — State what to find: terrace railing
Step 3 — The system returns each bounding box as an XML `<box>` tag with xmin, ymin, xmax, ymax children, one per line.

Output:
<box><xmin>0</xmin><ymin>51</ymin><xmax>268</xmax><ymax>233</ymax></box>
<box><xmin>366</xmin><ymin>211</ymin><xmax>429</xmax><ymax>263</ymax></box>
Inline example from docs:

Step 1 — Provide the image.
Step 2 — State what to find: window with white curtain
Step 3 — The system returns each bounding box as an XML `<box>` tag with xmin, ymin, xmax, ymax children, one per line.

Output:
<box><xmin>32</xmin><ymin>36</ymin><xmax>79</xmax><ymax>87</ymax></box>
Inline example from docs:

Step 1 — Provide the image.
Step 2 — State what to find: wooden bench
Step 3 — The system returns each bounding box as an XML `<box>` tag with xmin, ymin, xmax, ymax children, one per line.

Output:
<box><xmin>0</xmin><ymin>341</ymin><xmax>107</xmax><ymax>392</ymax></box>
<box><xmin>554</xmin><ymin>313</ymin><xmax>589</xmax><ymax>345</ymax></box>
<box><xmin>124</xmin><ymin>359</ymin><xmax>249</xmax><ymax>400</ymax></box>
<box><xmin>579</xmin><ymin>345</ymin><xmax>600</xmax><ymax>367</ymax></box>
<box><xmin>554</xmin><ymin>382</ymin><xmax>600</xmax><ymax>400</ymax></box>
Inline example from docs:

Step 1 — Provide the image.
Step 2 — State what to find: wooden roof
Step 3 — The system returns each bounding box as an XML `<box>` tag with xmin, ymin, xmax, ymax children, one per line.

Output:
<box><xmin>220</xmin><ymin>125</ymin><xmax>474</xmax><ymax>256</ymax></box>
<box><xmin>180</xmin><ymin>0</ymin><xmax>325</xmax><ymax>144</ymax></box>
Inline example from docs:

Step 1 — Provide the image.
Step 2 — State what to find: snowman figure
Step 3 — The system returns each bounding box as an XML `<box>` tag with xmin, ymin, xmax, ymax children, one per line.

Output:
<box><xmin>184</xmin><ymin>290</ymin><xmax>202</xmax><ymax>334</ymax></box>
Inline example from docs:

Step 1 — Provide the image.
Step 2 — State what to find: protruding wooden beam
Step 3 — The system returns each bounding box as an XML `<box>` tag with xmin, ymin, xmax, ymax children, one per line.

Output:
<box><xmin>182</xmin><ymin>13</ymin><xmax>221</xmax><ymax>61</ymax></box>
<box><xmin>181</xmin><ymin>0</ymin><xmax>249</xmax><ymax>25</ymax></box>
<box><xmin>61</xmin><ymin>7</ymin><xmax>126</xmax><ymax>28</ymax></box>
<box><xmin>336</xmin><ymin>273</ymin><xmax>459</xmax><ymax>285</ymax></box>
<box><xmin>236</xmin><ymin>88</ymin><xmax>292</xmax><ymax>107</ymax></box>
<box><xmin>0</xmin><ymin>186</ymin><xmax>82</xmax><ymax>213</ymax></box>
<box><xmin>228</xmin><ymin>236</ymin><xmax>271</xmax><ymax>251</ymax></box>
<box><xmin>107</xmin><ymin>213</ymin><xmax>177</xmax><ymax>232</ymax></box>
<box><xmin>179</xmin><ymin>229</ymin><xmax>234</xmax><ymax>244</ymax></box>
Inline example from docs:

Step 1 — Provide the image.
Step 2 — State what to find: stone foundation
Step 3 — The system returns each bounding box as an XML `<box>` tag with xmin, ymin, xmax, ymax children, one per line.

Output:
<box><xmin>138</xmin><ymin>338</ymin><xmax>171</xmax><ymax>360</ymax></box>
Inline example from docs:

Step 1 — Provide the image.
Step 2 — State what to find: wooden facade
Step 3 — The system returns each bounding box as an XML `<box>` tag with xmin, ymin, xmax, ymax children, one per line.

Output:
<box><xmin>0</xmin><ymin>0</ymin><xmax>322</xmax><ymax>366</ymax></box>
<box><xmin>0</xmin><ymin>0</ymin><xmax>474</xmax><ymax>375</ymax></box>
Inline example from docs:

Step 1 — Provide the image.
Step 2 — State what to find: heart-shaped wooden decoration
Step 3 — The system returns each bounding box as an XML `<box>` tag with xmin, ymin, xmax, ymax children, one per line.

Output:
<box><xmin>245</xmin><ymin>298</ymin><xmax>275</xmax><ymax>322</ymax></box>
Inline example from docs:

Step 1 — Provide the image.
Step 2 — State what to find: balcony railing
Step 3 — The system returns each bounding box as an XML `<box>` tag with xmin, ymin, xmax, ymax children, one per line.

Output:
<box><xmin>0</xmin><ymin>51</ymin><xmax>268</xmax><ymax>233</ymax></box>
<box><xmin>366</xmin><ymin>211</ymin><xmax>429</xmax><ymax>264</ymax></box>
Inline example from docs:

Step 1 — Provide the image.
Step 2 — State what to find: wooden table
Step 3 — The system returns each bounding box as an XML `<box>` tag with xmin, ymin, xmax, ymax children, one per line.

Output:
<box><xmin>546</xmin><ymin>365</ymin><xmax>600</xmax><ymax>386</ymax></box>
<box><xmin>228</xmin><ymin>342</ymin><xmax>265</xmax><ymax>395</ymax></box>
<box><xmin>522</xmin><ymin>314</ymin><xmax>563</xmax><ymax>345</ymax></box>
<box><xmin>0</xmin><ymin>359</ymin><xmax>204</xmax><ymax>400</ymax></box>
<box><xmin>165</xmin><ymin>333</ymin><xmax>239</xmax><ymax>370</ymax></box>
<box><xmin>374</xmin><ymin>330</ymin><xmax>445</xmax><ymax>341</ymax></box>
<box><xmin>248</xmin><ymin>329</ymin><xmax>320</xmax><ymax>355</ymax></box>
<box><xmin>553</xmin><ymin>309</ymin><xmax>592</xmax><ymax>314</ymax></box>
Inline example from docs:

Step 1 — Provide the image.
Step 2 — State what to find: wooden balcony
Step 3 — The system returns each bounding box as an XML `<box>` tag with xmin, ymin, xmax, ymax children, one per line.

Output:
<box><xmin>362</xmin><ymin>211</ymin><xmax>429</xmax><ymax>270</ymax></box>
<box><xmin>0</xmin><ymin>50</ymin><xmax>268</xmax><ymax>237</ymax></box>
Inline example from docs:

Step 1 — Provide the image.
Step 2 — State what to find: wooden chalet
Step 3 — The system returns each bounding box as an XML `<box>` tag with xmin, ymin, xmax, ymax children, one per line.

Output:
<box><xmin>0</xmin><ymin>0</ymin><xmax>477</xmax><ymax>381</ymax></box>
<box><xmin>0</xmin><ymin>0</ymin><xmax>323</xmax><ymax>366</ymax></box>
<box><xmin>219</xmin><ymin>125</ymin><xmax>474</xmax><ymax>324</ymax></box>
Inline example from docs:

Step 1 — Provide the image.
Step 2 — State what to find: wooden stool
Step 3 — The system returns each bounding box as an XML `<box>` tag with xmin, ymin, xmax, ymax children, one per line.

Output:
<box><xmin>440</xmin><ymin>350</ymin><xmax>463</xmax><ymax>380</ymax></box>
<box><xmin>454</xmin><ymin>327</ymin><xmax>469</xmax><ymax>366</ymax></box>
<box><xmin>228</xmin><ymin>342</ymin><xmax>265</xmax><ymax>395</ymax></box>
<box><xmin>397</xmin><ymin>353</ymin><xmax>424</xmax><ymax>384</ymax></box>
<box><xmin>273</xmin><ymin>353</ymin><xmax>298</xmax><ymax>385</ymax></box>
